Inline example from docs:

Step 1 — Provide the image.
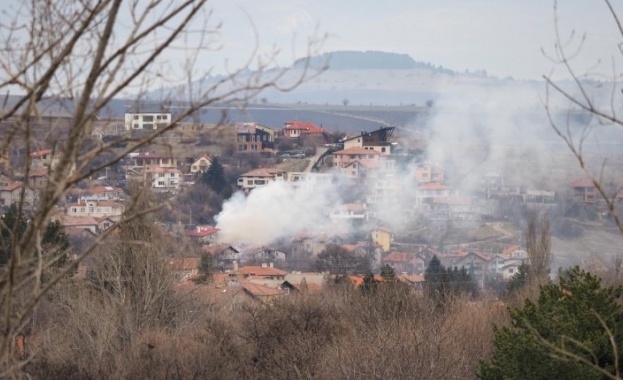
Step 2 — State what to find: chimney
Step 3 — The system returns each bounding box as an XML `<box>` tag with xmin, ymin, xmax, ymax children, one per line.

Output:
<box><xmin>269</xmin><ymin>262</ymin><xmax>274</xmax><ymax>268</ymax></box>
<box><xmin>261</xmin><ymin>263</ymin><xmax>268</xmax><ymax>268</ymax></box>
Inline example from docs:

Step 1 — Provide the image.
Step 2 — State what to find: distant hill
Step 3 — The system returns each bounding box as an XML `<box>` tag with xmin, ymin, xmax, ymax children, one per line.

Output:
<box><xmin>293</xmin><ymin>50</ymin><xmax>457</xmax><ymax>74</ymax></box>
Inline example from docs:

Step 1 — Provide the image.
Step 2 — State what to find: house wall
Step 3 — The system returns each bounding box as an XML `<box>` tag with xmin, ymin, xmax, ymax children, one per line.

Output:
<box><xmin>124</xmin><ymin>113</ymin><xmax>171</xmax><ymax>130</ymax></box>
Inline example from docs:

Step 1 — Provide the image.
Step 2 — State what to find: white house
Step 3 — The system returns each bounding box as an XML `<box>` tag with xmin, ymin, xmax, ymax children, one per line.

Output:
<box><xmin>67</xmin><ymin>200</ymin><xmax>125</xmax><ymax>221</ymax></box>
<box><xmin>237</xmin><ymin>168</ymin><xmax>286</xmax><ymax>191</ymax></box>
<box><xmin>124</xmin><ymin>112</ymin><xmax>172</xmax><ymax>130</ymax></box>
<box><xmin>190</xmin><ymin>154</ymin><xmax>212</xmax><ymax>175</ymax></box>
<box><xmin>142</xmin><ymin>166</ymin><xmax>181</xmax><ymax>190</ymax></box>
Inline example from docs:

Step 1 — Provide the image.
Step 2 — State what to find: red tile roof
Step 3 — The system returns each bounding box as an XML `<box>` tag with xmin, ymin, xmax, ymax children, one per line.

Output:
<box><xmin>283</xmin><ymin>120</ymin><xmax>325</xmax><ymax>134</ymax></box>
<box><xmin>30</xmin><ymin>149</ymin><xmax>52</xmax><ymax>158</ymax></box>
<box><xmin>2</xmin><ymin>182</ymin><xmax>23</xmax><ymax>192</ymax></box>
<box><xmin>187</xmin><ymin>226</ymin><xmax>219</xmax><ymax>237</ymax></box>
<box><xmin>384</xmin><ymin>252</ymin><xmax>413</xmax><ymax>263</ymax></box>
<box><xmin>571</xmin><ymin>178</ymin><xmax>594</xmax><ymax>188</ymax></box>
<box><xmin>239</xmin><ymin>265</ymin><xmax>287</xmax><ymax>277</ymax></box>
<box><xmin>398</xmin><ymin>274</ymin><xmax>425</xmax><ymax>283</ymax></box>
<box><xmin>169</xmin><ymin>257</ymin><xmax>200</xmax><ymax>271</ymax></box>
<box><xmin>202</xmin><ymin>244</ymin><xmax>237</xmax><ymax>255</ymax></box>
<box><xmin>501</xmin><ymin>244</ymin><xmax>521</xmax><ymax>256</ymax></box>
<box><xmin>28</xmin><ymin>168</ymin><xmax>49</xmax><ymax>177</ymax></box>
<box><xmin>242</xmin><ymin>282</ymin><xmax>286</xmax><ymax>297</ymax></box>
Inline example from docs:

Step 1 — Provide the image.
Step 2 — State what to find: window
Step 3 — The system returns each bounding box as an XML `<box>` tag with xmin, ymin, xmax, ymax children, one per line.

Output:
<box><xmin>381</xmin><ymin>147</ymin><xmax>386</xmax><ymax>153</ymax></box>
<box><xmin>133</xmin><ymin>115</ymin><xmax>139</xmax><ymax>120</ymax></box>
<box><xmin>158</xmin><ymin>181</ymin><xmax>165</xmax><ymax>186</ymax></box>
<box><xmin>142</xmin><ymin>115</ymin><xmax>154</xmax><ymax>122</ymax></box>
<box><xmin>71</xmin><ymin>207</ymin><xmax>77</xmax><ymax>213</ymax></box>
<box><xmin>88</xmin><ymin>207</ymin><xmax>94</xmax><ymax>213</ymax></box>
<box><xmin>159</xmin><ymin>173</ymin><xmax>165</xmax><ymax>177</ymax></box>
<box><xmin>156</xmin><ymin>115</ymin><xmax>162</xmax><ymax>120</ymax></box>
<box><xmin>133</xmin><ymin>124</ymin><xmax>139</xmax><ymax>129</ymax></box>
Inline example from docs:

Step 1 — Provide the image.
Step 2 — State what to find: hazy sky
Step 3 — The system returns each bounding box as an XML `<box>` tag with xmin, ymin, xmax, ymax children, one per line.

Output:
<box><xmin>202</xmin><ymin>0</ymin><xmax>623</xmax><ymax>80</ymax></box>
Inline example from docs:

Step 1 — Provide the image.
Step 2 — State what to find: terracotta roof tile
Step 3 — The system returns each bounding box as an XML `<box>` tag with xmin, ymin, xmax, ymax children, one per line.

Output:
<box><xmin>283</xmin><ymin>120</ymin><xmax>325</xmax><ymax>134</ymax></box>
<box><xmin>239</xmin><ymin>265</ymin><xmax>287</xmax><ymax>277</ymax></box>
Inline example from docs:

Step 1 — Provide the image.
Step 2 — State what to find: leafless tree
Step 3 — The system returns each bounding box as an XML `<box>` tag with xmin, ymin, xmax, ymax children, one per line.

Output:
<box><xmin>525</xmin><ymin>211</ymin><xmax>551</xmax><ymax>286</ymax></box>
<box><xmin>0</xmin><ymin>0</ymin><xmax>324</xmax><ymax>376</ymax></box>
<box><xmin>543</xmin><ymin>0</ymin><xmax>623</xmax><ymax>236</ymax></box>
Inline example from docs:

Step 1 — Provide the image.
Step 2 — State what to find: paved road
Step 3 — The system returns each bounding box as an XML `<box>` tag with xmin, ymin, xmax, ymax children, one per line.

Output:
<box><xmin>304</xmin><ymin>147</ymin><xmax>328</xmax><ymax>172</ymax></box>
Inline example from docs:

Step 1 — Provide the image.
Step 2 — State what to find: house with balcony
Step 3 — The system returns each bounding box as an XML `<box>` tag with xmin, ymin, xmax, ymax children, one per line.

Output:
<box><xmin>342</xmin><ymin>126</ymin><xmax>395</xmax><ymax>155</ymax></box>
<box><xmin>236</xmin><ymin>122</ymin><xmax>276</xmax><ymax>153</ymax></box>
<box><xmin>237</xmin><ymin>168</ymin><xmax>286</xmax><ymax>192</ymax></box>
<box><xmin>282</xmin><ymin>120</ymin><xmax>325</xmax><ymax>138</ymax></box>
<box><xmin>67</xmin><ymin>200</ymin><xmax>125</xmax><ymax>222</ymax></box>
<box><xmin>129</xmin><ymin>151</ymin><xmax>178</xmax><ymax>168</ymax></box>
<box><xmin>415</xmin><ymin>182</ymin><xmax>451</xmax><ymax>207</ymax></box>
<box><xmin>332</xmin><ymin>147</ymin><xmax>381</xmax><ymax>169</ymax></box>
<box><xmin>415</xmin><ymin>161</ymin><xmax>445</xmax><ymax>184</ymax></box>
<box><xmin>571</xmin><ymin>178</ymin><xmax>596</xmax><ymax>203</ymax></box>
<box><xmin>140</xmin><ymin>166</ymin><xmax>181</xmax><ymax>190</ymax></box>
<box><xmin>124</xmin><ymin>112</ymin><xmax>171</xmax><ymax>130</ymax></box>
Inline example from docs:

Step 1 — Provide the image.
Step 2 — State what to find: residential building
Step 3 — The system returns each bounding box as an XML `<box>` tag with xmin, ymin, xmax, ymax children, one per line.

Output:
<box><xmin>383</xmin><ymin>251</ymin><xmax>425</xmax><ymax>274</ymax></box>
<box><xmin>431</xmin><ymin>196</ymin><xmax>478</xmax><ymax>225</ymax></box>
<box><xmin>129</xmin><ymin>151</ymin><xmax>178</xmax><ymax>168</ymax></box>
<box><xmin>332</xmin><ymin>147</ymin><xmax>380</xmax><ymax>169</ymax></box>
<box><xmin>282</xmin><ymin>120</ymin><xmax>325</xmax><ymax>138</ymax></box>
<box><xmin>0</xmin><ymin>182</ymin><xmax>38</xmax><ymax>208</ymax></box>
<box><xmin>203</xmin><ymin>244</ymin><xmax>240</xmax><ymax>271</ymax></box>
<box><xmin>329</xmin><ymin>203</ymin><xmax>368</xmax><ymax>221</ymax></box>
<box><xmin>415</xmin><ymin>182</ymin><xmax>451</xmax><ymax>207</ymax></box>
<box><xmin>68</xmin><ymin>186</ymin><xmax>125</xmax><ymax>202</ymax></box>
<box><xmin>67</xmin><ymin>200</ymin><xmax>125</xmax><ymax>221</ymax></box>
<box><xmin>187</xmin><ymin>225</ymin><xmax>219</xmax><ymax>244</ymax></box>
<box><xmin>124</xmin><ymin>112</ymin><xmax>171</xmax><ymax>130</ymax></box>
<box><xmin>415</xmin><ymin>161</ymin><xmax>445</xmax><ymax>184</ymax></box>
<box><xmin>27</xmin><ymin>168</ymin><xmax>49</xmax><ymax>189</ymax></box>
<box><xmin>190</xmin><ymin>154</ymin><xmax>212</xmax><ymax>175</ymax></box>
<box><xmin>169</xmin><ymin>258</ymin><xmax>200</xmax><ymax>281</ymax></box>
<box><xmin>236</xmin><ymin>122</ymin><xmax>276</xmax><ymax>152</ymax></box>
<box><xmin>571</xmin><ymin>178</ymin><xmax>595</xmax><ymax>203</ymax></box>
<box><xmin>140</xmin><ymin>166</ymin><xmax>181</xmax><ymax>190</ymax></box>
<box><xmin>341</xmin><ymin>126</ymin><xmax>395</xmax><ymax>155</ymax></box>
<box><xmin>371</xmin><ymin>226</ymin><xmax>393</xmax><ymax>252</ymax></box>
<box><xmin>238</xmin><ymin>264</ymin><xmax>287</xmax><ymax>280</ymax></box>
<box><xmin>237</xmin><ymin>168</ymin><xmax>286</xmax><ymax>191</ymax></box>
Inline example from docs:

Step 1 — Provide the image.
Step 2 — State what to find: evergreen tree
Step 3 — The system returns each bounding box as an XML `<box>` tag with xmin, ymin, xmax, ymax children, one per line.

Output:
<box><xmin>195</xmin><ymin>252</ymin><xmax>213</xmax><ymax>284</ymax></box>
<box><xmin>380</xmin><ymin>263</ymin><xmax>397</xmax><ymax>282</ymax></box>
<box><xmin>505</xmin><ymin>262</ymin><xmax>529</xmax><ymax>295</ymax></box>
<box><xmin>361</xmin><ymin>270</ymin><xmax>379</xmax><ymax>294</ymax></box>
<box><xmin>480</xmin><ymin>267</ymin><xmax>623</xmax><ymax>380</ymax></box>
<box><xmin>0</xmin><ymin>205</ymin><xmax>28</xmax><ymax>266</ymax></box>
<box><xmin>201</xmin><ymin>157</ymin><xmax>227</xmax><ymax>195</ymax></box>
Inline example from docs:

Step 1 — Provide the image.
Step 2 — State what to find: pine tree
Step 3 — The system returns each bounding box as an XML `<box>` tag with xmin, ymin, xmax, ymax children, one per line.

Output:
<box><xmin>480</xmin><ymin>267</ymin><xmax>623</xmax><ymax>380</ymax></box>
<box><xmin>201</xmin><ymin>157</ymin><xmax>227</xmax><ymax>195</ymax></box>
<box><xmin>380</xmin><ymin>263</ymin><xmax>397</xmax><ymax>282</ymax></box>
<box><xmin>361</xmin><ymin>270</ymin><xmax>379</xmax><ymax>294</ymax></box>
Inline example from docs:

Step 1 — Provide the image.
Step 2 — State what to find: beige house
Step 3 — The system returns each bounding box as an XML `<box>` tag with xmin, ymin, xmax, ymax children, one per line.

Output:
<box><xmin>237</xmin><ymin>168</ymin><xmax>286</xmax><ymax>191</ymax></box>
<box><xmin>341</xmin><ymin>127</ymin><xmax>395</xmax><ymax>155</ymax></box>
<box><xmin>332</xmin><ymin>147</ymin><xmax>381</xmax><ymax>169</ymax></box>
<box><xmin>190</xmin><ymin>154</ymin><xmax>212</xmax><ymax>174</ymax></box>
<box><xmin>0</xmin><ymin>182</ymin><xmax>38</xmax><ymax>208</ymax></box>
<box><xmin>67</xmin><ymin>200</ymin><xmax>125</xmax><ymax>221</ymax></box>
<box><xmin>415</xmin><ymin>161</ymin><xmax>445</xmax><ymax>184</ymax></box>
<box><xmin>130</xmin><ymin>151</ymin><xmax>178</xmax><ymax>168</ymax></box>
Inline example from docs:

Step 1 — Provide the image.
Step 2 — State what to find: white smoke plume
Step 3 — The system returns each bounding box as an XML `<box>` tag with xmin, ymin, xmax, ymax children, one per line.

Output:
<box><xmin>215</xmin><ymin>179</ymin><xmax>343</xmax><ymax>246</ymax></box>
